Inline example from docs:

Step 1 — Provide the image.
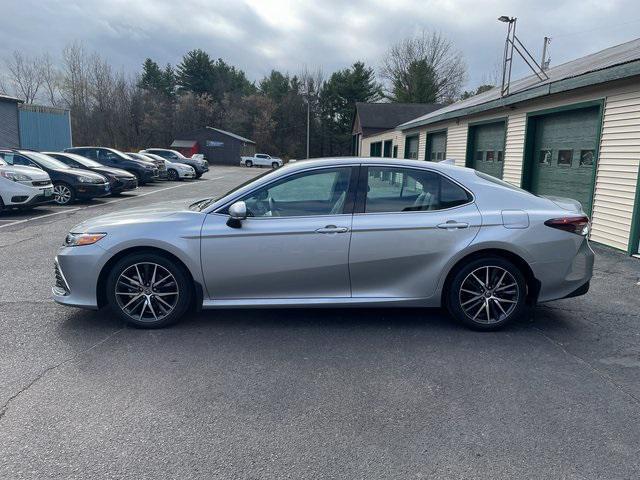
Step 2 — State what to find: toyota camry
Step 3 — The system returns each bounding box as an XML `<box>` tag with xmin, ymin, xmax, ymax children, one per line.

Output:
<box><xmin>52</xmin><ymin>158</ymin><xmax>594</xmax><ymax>330</ymax></box>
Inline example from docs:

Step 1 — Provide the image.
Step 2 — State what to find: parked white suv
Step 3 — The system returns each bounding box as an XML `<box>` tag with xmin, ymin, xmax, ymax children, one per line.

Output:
<box><xmin>0</xmin><ymin>157</ymin><xmax>54</xmax><ymax>210</ymax></box>
<box><xmin>240</xmin><ymin>153</ymin><xmax>283</xmax><ymax>168</ymax></box>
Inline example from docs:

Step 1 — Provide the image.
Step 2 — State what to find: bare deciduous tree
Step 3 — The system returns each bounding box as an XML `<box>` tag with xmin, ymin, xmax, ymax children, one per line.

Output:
<box><xmin>381</xmin><ymin>30</ymin><xmax>467</xmax><ymax>104</ymax></box>
<box><xmin>40</xmin><ymin>53</ymin><xmax>61</xmax><ymax>107</ymax></box>
<box><xmin>5</xmin><ymin>51</ymin><xmax>44</xmax><ymax>103</ymax></box>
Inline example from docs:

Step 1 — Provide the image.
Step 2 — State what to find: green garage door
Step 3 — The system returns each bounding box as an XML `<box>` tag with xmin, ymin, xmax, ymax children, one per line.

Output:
<box><xmin>529</xmin><ymin>107</ymin><xmax>599</xmax><ymax>215</ymax></box>
<box><xmin>468</xmin><ymin>121</ymin><xmax>506</xmax><ymax>178</ymax></box>
<box><xmin>426</xmin><ymin>131</ymin><xmax>447</xmax><ymax>161</ymax></box>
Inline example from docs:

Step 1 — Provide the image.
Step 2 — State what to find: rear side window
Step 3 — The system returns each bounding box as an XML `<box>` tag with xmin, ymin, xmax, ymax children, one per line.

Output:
<box><xmin>364</xmin><ymin>167</ymin><xmax>472</xmax><ymax>213</ymax></box>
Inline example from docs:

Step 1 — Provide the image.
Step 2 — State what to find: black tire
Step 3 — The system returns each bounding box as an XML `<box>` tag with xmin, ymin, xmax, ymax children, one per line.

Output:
<box><xmin>271</xmin><ymin>162</ymin><xmax>279</xmax><ymax>169</ymax></box>
<box><xmin>445</xmin><ymin>256</ymin><xmax>527</xmax><ymax>331</ymax></box>
<box><xmin>53</xmin><ymin>182</ymin><xmax>76</xmax><ymax>205</ymax></box>
<box><xmin>245</xmin><ymin>160</ymin><xmax>253</xmax><ymax>168</ymax></box>
<box><xmin>167</xmin><ymin>169</ymin><xmax>180</xmax><ymax>181</ymax></box>
<box><xmin>105</xmin><ymin>252</ymin><xmax>193</xmax><ymax>328</ymax></box>
<box><xmin>195</xmin><ymin>172</ymin><xmax>203</xmax><ymax>179</ymax></box>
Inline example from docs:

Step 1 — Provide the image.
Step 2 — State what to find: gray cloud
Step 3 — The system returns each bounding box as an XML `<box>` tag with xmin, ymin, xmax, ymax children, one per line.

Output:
<box><xmin>1</xmin><ymin>0</ymin><xmax>639</xmax><ymax>89</ymax></box>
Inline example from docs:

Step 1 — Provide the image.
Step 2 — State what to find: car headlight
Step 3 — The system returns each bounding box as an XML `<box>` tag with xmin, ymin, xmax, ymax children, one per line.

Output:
<box><xmin>64</xmin><ymin>232</ymin><xmax>107</xmax><ymax>247</ymax></box>
<box><xmin>77</xmin><ymin>175</ymin><xmax>101</xmax><ymax>183</ymax></box>
<box><xmin>0</xmin><ymin>171</ymin><xmax>32</xmax><ymax>182</ymax></box>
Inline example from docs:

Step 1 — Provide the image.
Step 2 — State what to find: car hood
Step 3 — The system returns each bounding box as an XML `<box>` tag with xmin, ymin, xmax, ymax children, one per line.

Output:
<box><xmin>93</xmin><ymin>166</ymin><xmax>134</xmax><ymax>178</ymax></box>
<box><xmin>0</xmin><ymin>165</ymin><xmax>51</xmax><ymax>181</ymax></box>
<box><xmin>70</xmin><ymin>199</ymin><xmax>202</xmax><ymax>232</ymax></box>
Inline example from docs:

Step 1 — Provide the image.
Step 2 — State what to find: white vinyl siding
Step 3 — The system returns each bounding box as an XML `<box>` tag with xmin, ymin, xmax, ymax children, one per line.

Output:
<box><xmin>503</xmin><ymin>112</ymin><xmax>527</xmax><ymax>185</ymax></box>
<box><xmin>590</xmin><ymin>90</ymin><xmax>640</xmax><ymax>250</ymax></box>
<box><xmin>445</xmin><ymin>123</ymin><xmax>468</xmax><ymax>165</ymax></box>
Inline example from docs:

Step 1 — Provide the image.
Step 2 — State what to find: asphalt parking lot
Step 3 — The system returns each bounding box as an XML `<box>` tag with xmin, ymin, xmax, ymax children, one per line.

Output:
<box><xmin>1</xmin><ymin>166</ymin><xmax>639</xmax><ymax>479</ymax></box>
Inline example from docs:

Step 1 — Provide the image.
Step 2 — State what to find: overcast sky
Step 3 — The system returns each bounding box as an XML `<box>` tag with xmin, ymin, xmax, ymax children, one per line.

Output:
<box><xmin>2</xmin><ymin>0</ymin><xmax>640</xmax><ymax>90</ymax></box>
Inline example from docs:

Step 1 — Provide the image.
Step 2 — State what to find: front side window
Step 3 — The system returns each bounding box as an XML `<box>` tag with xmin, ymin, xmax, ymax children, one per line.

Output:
<box><xmin>241</xmin><ymin>167</ymin><xmax>352</xmax><ymax>217</ymax></box>
<box><xmin>364</xmin><ymin>167</ymin><xmax>471</xmax><ymax>213</ymax></box>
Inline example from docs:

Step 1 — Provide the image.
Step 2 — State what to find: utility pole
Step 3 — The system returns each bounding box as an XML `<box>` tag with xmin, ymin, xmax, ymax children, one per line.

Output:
<box><xmin>498</xmin><ymin>16</ymin><xmax>549</xmax><ymax>97</ymax></box>
<box><xmin>541</xmin><ymin>36</ymin><xmax>551</xmax><ymax>71</ymax></box>
<box><xmin>306</xmin><ymin>96</ymin><xmax>310</xmax><ymax>159</ymax></box>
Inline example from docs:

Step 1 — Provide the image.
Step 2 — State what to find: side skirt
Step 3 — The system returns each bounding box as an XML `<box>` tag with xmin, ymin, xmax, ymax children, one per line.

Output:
<box><xmin>201</xmin><ymin>297</ymin><xmax>436</xmax><ymax>309</ymax></box>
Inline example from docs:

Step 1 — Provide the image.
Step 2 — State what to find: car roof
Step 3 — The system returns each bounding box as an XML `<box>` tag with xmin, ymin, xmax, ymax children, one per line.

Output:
<box><xmin>283</xmin><ymin>156</ymin><xmax>475</xmax><ymax>176</ymax></box>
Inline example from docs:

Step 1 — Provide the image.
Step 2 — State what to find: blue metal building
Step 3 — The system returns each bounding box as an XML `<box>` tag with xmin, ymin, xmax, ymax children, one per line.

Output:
<box><xmin>18</xmin><ymin>104</ymin><xmax>72</xmax><ymax>151</ymax></box>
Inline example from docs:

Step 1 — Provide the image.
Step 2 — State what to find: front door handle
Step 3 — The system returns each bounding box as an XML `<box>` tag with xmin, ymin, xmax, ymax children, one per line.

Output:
<box><xmin>316</xmin><ymin>225</ymin><xmax>349</xmax><ymax>234</ymax></box>
<box><xmin>437</xmin><ymin>221</ymin><xmax>469</xmax><ymax>230</ymax></box>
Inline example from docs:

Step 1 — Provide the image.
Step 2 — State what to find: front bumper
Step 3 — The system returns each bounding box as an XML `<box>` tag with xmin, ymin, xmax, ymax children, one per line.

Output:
<box><xmin>75</xmin><ymin>182</ymin><xmax>111</xmax><ymax>199</ymax></box>
<box><xmin>179</xmin><ymin>170</ymin><xmax>197</xmax><ymax>179</ymax></box>
<box><xmin>52</xmin><ymin>245</ymin><xmax>106</xmax><ymax>309</ymax></box>
<box><xmin>1</xmin><ymin>182</ymin><xmax>54</xmax><ymax>207</ymax></box>
<box><xmin>110</xmin><ymin>177</ymin><xmax>138</xmax><ymax>194</ymax></box>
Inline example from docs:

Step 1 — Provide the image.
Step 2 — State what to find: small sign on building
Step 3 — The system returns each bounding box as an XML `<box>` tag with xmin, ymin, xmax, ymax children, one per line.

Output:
<box><xmin>206</xmin><ymin>140</ymin><xmax>224</xmax><ymax>147</ymax></box>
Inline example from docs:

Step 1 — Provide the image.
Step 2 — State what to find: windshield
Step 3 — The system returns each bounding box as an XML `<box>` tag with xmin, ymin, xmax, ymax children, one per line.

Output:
<box><xmin>189</xmin><ymin>169</ymin><xmax>274</xmax><ymax>212</ymax></box>
<box><xmin>52</xmin><ymin>153</ymin><xmax>102</xmax><ymax>168</ymax></box>
<box><xmin>24</xmin><ymin>151</ymin><xmax>71</xmax><ymax>170</ymax></box>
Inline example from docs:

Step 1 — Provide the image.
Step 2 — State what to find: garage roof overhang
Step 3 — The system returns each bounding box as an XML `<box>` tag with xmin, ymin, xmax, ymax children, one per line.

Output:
<box><xmin>399</xmin><ymin>59</ymin><xmax>640</xmax><ymax>131</ymax></box>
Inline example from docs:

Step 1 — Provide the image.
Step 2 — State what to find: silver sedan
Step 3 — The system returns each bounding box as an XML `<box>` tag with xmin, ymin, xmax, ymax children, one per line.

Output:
<box><xmin>52</xmin><ymin>158</ymin><xmax>594</xmax><ymax>330</ymax></box>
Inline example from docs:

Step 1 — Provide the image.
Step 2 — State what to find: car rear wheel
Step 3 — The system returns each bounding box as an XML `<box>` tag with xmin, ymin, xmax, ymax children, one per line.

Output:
<box><xmin>245</xmin><ymin>160</ymin><xmax>253</xmax><ymax>168</ymax></box>
<box><xmin>167</xmin><ymin>169</ymin><xmax>179</xmax><ymax>181</ymax></box>
<box><xmin>446</xmin><ymin>256</ymin><xmax>526</xmax><ymax>330</ymax></box>
<box><xmin>53</xmin><ymin>182</ymin><xmax>75</xmax><ymax>205</ymax></box>
<box><xmin>106</xmin><ymin>252</ymin><xmax>193</xmax><ymax>328</ymax></box>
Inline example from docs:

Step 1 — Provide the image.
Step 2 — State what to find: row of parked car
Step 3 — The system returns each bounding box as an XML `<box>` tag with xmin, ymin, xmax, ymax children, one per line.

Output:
<box><xmin>0</xmin><ymin>147</ymin><xmax>209</xmax><ymax>210</ymax></box>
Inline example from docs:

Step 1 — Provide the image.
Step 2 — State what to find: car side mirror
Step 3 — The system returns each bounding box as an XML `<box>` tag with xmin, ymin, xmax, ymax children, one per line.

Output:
<box><xmin>227</xmin><ymin>201</ymin><xmax>247</xmax><ymax>228</ymax></box>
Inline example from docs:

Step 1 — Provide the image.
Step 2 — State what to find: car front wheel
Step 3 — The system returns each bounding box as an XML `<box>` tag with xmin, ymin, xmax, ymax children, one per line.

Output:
<box><xmin>245</xmin><ymin>160</ymin><xmax>253</xmax><ymax>168</ymax></box>
<box><xmin>271</xmin><ymin>162</ymin><xmax>279</xmax><ymax>169</ymax></box>
<box><xmin>446</xmin><ymin>256</ymin><xmax>527</xmax><ymax>330</ymax></box>
<box><xmin>167</xmin><ymin>169</ymin><xmax>179</xmax><ymax>181</ymax></box>
<box><xmin>53</xmin><ymin>182</ymin><xmax>75</xmax><ymax>205</ymax></box>
<box><xmin>106</xmin><ymin>252</ymin><xmax>193</xmax><ymax>328</ymax></box>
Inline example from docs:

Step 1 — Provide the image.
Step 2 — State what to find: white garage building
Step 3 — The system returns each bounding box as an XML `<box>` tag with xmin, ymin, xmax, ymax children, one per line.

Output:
<box><xmin>356</xmin><ymin>37</ymin><xmax>640</xmax><ymax>256</ymax></box>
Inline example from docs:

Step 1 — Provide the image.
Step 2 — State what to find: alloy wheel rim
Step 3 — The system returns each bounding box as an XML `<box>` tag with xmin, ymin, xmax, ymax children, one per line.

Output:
<box><xmin>54</xmin><ymin>185</ymin><xmax>71</xmax><ymax>204</ymax></box>
<box><xmin>459</xmin><ymin>266</ymin><xmax>519</xmax><ymax>324</ymax></box>
<box><xmin>115</xmin><ymin>262</ymin><xmax>179</xmax><ymax>323</ymax></box>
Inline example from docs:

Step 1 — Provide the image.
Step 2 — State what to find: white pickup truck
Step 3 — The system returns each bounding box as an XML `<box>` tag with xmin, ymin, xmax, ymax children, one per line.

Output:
<box><xmin>240</xmin><ymin>153</ymin><xmax>283</xmax><ymax>168</ymax></box>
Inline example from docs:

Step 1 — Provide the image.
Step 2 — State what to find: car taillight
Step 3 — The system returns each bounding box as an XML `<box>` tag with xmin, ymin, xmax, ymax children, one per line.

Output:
<box><xmin>544</xmin><ymin>216</ymin><xmax>590</xmax><ymax>236</ymax></box>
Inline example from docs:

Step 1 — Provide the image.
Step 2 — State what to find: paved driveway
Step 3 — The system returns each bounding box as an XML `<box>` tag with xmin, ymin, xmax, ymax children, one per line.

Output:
<box><xmin>1</xmin><ymin>168</ymin><xmax>639</xmax><ymax>479</ymax></box>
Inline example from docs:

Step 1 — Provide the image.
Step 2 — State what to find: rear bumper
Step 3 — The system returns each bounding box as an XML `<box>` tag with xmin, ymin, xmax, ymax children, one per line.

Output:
<box><xmin>532</xmin><ymin>239</ymin><xmax>594</xmax><ymax>303</ymax></box>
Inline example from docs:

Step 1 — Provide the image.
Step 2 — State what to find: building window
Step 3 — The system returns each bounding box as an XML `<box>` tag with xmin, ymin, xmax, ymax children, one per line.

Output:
<box><xmin>539</xmin><ymin>149</ymin><xmax>552</xmax><ymax>165</ymax></box>
<box><xmin>475</xmin><ymin>151</ymin><xmax>484</xmax><ymax>162</ymax></box>
<box><xmin>497</xmin><ymin>151</ymin><xmax>504</xmax><ymax>162</ymax></box>
<box><xmin>383</xmin><ymin>140</ymin><xmax>393</xmax><ymax>158</ymax></box>
<box><xmin>392</xmin><ymin>146</ymin><xmax>398</xmax><ymax>158</ymax></box>
<box><xmin>486</xmin><ymin>150</ymin><xmax>495</xmax><ymax>162</ymax></box>
<box><xmin>558</xmin><ymin>149</ymin><xmax>573</xmax><ymax>166</ymax></box>
<box><xmin>580</xmin><ymin>150</ymin><xmax>594</xmax><ymax>166</ymax></box>
<box><xmin>369</xmin><ymin>142</ymin><xmax>382</xmax><ymax>157</ymax></box>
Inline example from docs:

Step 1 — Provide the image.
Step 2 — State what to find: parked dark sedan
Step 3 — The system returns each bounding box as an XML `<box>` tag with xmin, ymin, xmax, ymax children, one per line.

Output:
<box><xmin>0</xmin><ymin>150</ymin><xmax>110</xmax><ymax>205</ymax></box>
<box><xmin>45</xmin><ymin>152</ymin><xmax>138</xmax><ymax>195</ymax></box>
<box><xmin>126</xmin><ymin>152</ymin><xmax>167</xmax><ymax>180</ymax></box>
<box><xmin>65</xmin><ymin>147</ymin><xmax>159</xmax><ymax>185</ymax></box>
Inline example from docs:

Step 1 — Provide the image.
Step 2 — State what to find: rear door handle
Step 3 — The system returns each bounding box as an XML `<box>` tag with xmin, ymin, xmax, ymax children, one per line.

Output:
<box><xmin>316</xmin><ymin>225</ymin><xmax>349</xmax><ymax>234</ymax></box>
<box><xmin>437</xmin><ymin>221</ymin><xmax>469</xmax><ymax>230</ymax></box>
